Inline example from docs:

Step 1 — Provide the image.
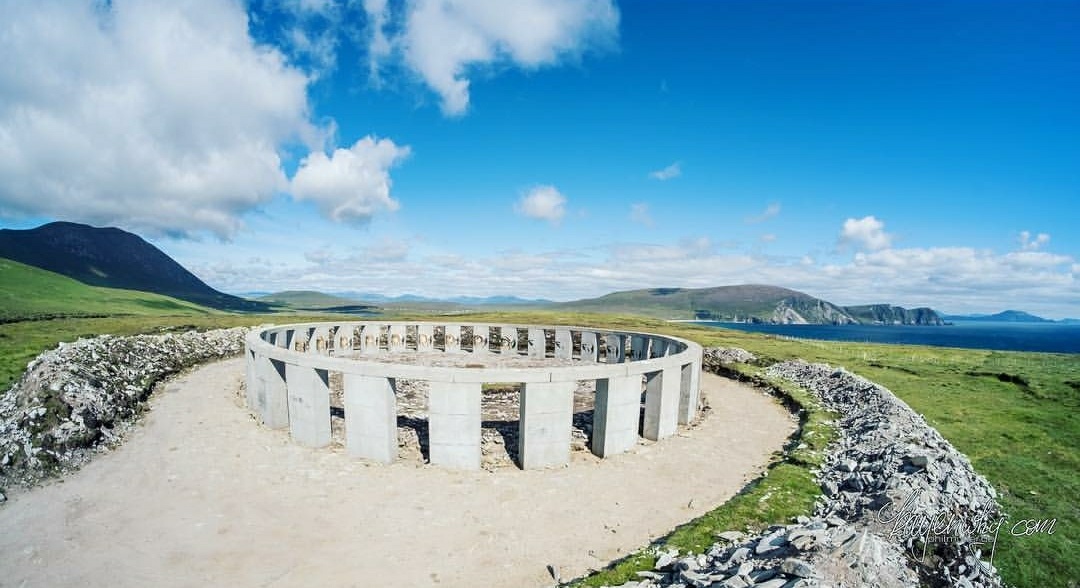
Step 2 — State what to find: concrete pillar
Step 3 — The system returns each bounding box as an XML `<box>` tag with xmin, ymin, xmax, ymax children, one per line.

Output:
<box><xmin>333</xmin><ymin>326</ymin><xmax>351</xmax><ymax>355</ymax></box>
<box><xmin>678</xmin><ymin>361</ymin><xmax>701</xmax><ymax>425</ymax></box>
<box><xmin>344</xmin><ymin>374</ymin><xmax>398</xmax><ymax>463</ymax></box>
<box><xmin>500</xmin><ymin>326</ymin><xmax>518</xmax><ymax>354</ymax></box>
<box><xmin>285</xmin><ymin>364</ymin><xmax>331</xmax><ymax>447</ymax></box>
<box><xmin>417</xmin><ymin>325</ymin><xmax>435</xmax><ymax>352</ymax></box>
<box><xmin>643</xmin><ymin>368</ymin><xmax>680</xmax><ymax>441</ymax></box>
<box><xmin>359</xmin><ymin>325</ymin><xmax>377</xmax><ymax>354</ymax></box>
<box><xmin>605</xmin><ymin>334</ymin><xmax>625</xmax><ymax>363</ymax></box>
<box><xmin>592</xmin><ymin>374</ymin><xmax>641</xmax><ymax>457</ymax></box>
<box><xmin>471</xmin><ymin>325</ymin><xmax>489</xmax><ymax>354</ymax></box>
<box><xmin>444</xmin><ymin>324</ymin><xmax>461</xmax><ymax>353</ymax></box>
<box><xmin>630</xmin><ymin>336</ymin><xmax>648</xmax><ymax>361</ymax></box>
<box><xmin>244</xmin><ymin>348</ymin><xmax>257</xmax><ymax>410</ymax></box>
<box><xmin>579</xmin><ymin>332</ymin><xmax>598</xmax><ymax>362</ymax></box>
<box><xmin>527</xmin><ymin>328</ymin><xmax>545</xmax><ymax>358</ymax></box>
<box><xmin>554</xmin><ymin>328</ymin><xmax>572</xmax><ymax>359</ymax></box>
<box><xmin>256</xmin><ymin>356</ymin><xmax>288</xmax><ymax>429</ymax></box>
<box><xmin>519</xmin><ymin>381</ymin><xmax>575</xmax><ymax>469</ymax></box>
<box><xmin>389</xmin><ymin>324</ymin><xmax>406</xmax><ymax>352</ymax></box>
<box><xmin>282</xmin><ymin>329</ymin><xmax>295</xmax><ymax>350</ymax></box>
<box><xmin>428</xmin><ymin>381</ymin><xmax>481</xmax><ymax>470</ymax></box>
<box><xmin>643</xmin><ymin>339</ymin><xmax>660</xmax><ymax>358</ymax></box>
<box><xmin>310</xmin><ymin>327</ymin><xmax>330</xmax><ymax>354</ymax></box>
<box><xmin>665</xmin><ymin>340</ymin><xmax>679</xmax><ymax>357</ymax></box>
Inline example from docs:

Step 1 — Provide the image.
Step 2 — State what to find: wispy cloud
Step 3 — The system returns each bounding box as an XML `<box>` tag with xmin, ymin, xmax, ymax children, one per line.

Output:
<box><xmin>745</xmin><ymin>202</ymin><xmax>781</xmax><ymax>224</ymax></box>
<box><xmin>629</xmin><ymin>202</ymin><xmax>653</xmax><ymax>226</ymax></box>
<box><xmin>515</xmin><ymin>185</ymin><xmax>567</xmax><ymax>225</ymax></box>
<box><xmin>648</xmin><ymin>162</ymin><xmax>681</xmax><ymax>181</ymax></box>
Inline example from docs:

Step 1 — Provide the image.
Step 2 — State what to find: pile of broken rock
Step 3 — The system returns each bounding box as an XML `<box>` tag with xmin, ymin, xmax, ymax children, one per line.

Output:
<box><xmin>0</xmin><ymin>328</ymin><xmax>248</xmax><ymax>498</ymax></box>
<box><xmin>594</xmin><ymin>351</ymin><xmax>1004</xmax><ymax>588</ymax></box>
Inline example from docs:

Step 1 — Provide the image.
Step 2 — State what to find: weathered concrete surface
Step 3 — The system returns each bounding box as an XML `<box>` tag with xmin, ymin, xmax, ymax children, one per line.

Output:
<box><xmin>518</xmin><ymin>381</ymin><xmax>575</xmax><ymax>469</ymax></box>
<box><xmin>642</xmin><ymin>368</ymin><xmax>679</xmax><ymax>441</ymax></box>
<box><xmin>0</xmin><ymin>359</ymin><xmax>793</xmax><ymax>588</ymax></box>
<box><xmin>284</xmin><ymin>364</ymin><xmax>331</xmax><ymax>448</ymax></box>
<box><xmin>344</xmin><ymin>374</ymin><xmax>397</xmax><ymax>463</ymax></box>
<box><xmin>428</xmin><ymin>381</ymin><xmax>481</xmax><ymax>470</ymax></box>
<box><xmin>592</xmin><ymin>374</ymin><xmax>642</xmax><ymax>458</ymax></box>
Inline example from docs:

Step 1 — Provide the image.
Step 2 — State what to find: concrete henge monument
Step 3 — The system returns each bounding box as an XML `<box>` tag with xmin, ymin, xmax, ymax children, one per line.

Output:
<box><xmin>245</xmin><ymin>322</ymin><xmax>703</xmax><ymax>470</ymax></box>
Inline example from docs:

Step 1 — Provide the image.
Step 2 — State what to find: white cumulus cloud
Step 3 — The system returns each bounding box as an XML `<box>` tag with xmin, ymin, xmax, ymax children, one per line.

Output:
<box><xmin>1018</xmin><ymin>230</ymin><xmax>1051</xmax><ymax>251</ymax></box>
<box><xmin>840</xmin><ymin>216</ymin><xmax>893</xmax><ymax>251</ymax></box>
<box><xmin>372</xmin><ymin>0</ymin><xmax>618</xmax><ymax>115</ymax></box>
<box><xmin>291</xmin><ymin>137</ymin><xmax>410</xmax><ymax>224</ymax></box>
<box><xmin>515</xmin><ymin>185</ymin><xmax>566</xmax><ymax>225</ymax></box>
<box><xmin>0</xmin><ymin>0</ymin><xmax>325</xmax><ymax>239</ymax></box>
<box><xmin>648</xmin><ymin>162</ymin><xmax>682</xmax><ymax>181</ymax></box>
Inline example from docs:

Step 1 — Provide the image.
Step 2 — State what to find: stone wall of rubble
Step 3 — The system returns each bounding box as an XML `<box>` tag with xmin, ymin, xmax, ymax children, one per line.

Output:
<box><xmin>0</xmin><ymin>328</ymin><xmax>248</xmax><ymax>498</ymax></box>
<box><xmin>597</xmin><ymin>351</ymin><xmax>1005</xmax><ymax>588</ymax></box>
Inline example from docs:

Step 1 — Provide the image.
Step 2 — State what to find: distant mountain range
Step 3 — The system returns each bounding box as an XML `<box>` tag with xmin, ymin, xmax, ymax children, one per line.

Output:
<box><xmin>0</xmin><ymin>222</ymin><xmax>269</xmax><ymax>312</ymax></box>
<box><xmin>942</xmin><ymin>310</ymin><xmax>1074</xmax><ymax>323</ymax></box>
<box><xmin>337</xmin><ymin>292</ymin><xmax>551</xmax><ymax>306</ymax></box>
<box><xmin>7</xmin><ymin>222</ymin><xmax>1068</xmax><ymax>326</ymax></box>
<box><xmin>556</xmin><ymin>285</ymin><xmax>945</xmax><ymax>325</ymax></box>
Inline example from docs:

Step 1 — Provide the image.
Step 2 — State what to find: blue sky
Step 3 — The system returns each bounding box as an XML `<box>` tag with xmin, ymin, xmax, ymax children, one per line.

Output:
<box><xmin>1</xmin><ymin>0</ymin><xmax>1078</xmax><ymax>317</ymax></box>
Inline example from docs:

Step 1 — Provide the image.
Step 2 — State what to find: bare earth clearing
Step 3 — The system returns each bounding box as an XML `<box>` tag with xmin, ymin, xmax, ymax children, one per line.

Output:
<box><xmin>0</xmin><ymin>357</ymin><xmax>794</xmax><ymax>588</ymax></box>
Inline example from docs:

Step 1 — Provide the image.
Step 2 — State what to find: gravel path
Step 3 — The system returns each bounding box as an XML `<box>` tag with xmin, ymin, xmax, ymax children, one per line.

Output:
<box><xmin>0</xmin><ymin>357</ymin><xmax>793</xmax><ymax>588</ymax></box>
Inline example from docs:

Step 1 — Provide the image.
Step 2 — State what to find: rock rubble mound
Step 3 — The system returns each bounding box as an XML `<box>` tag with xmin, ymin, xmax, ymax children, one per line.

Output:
<box><xmin>0</xmin><ymin>328</ymin><xmax>248</xmax><ymax>496</ymax></box>
<box><xmin>598</xmin><ymin>351</ymin><xmax>1004</xmax><ymax>588</ymax></box>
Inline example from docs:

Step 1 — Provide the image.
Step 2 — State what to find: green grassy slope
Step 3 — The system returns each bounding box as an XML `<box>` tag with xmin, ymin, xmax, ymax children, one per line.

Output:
<box><xmin>256</xmin><ymin>290</ymin><xmax>375</xmax><ymax>310</ymax></box>
<box><xmin>0</xmin><ymin>257</ymin><xmax>213</xmax><ymax>322</ymax></box>
<box><xmin>557</xmin><ymin>285</ymin><xmax>843</xmax><ymax>321</ymax></box>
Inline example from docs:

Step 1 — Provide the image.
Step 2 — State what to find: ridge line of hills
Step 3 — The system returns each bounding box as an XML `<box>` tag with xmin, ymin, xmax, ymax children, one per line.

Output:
<box><xmin>2</xmin><ymin>221</ymin><xmax>1066</xmax><ymax>324</ymax></box>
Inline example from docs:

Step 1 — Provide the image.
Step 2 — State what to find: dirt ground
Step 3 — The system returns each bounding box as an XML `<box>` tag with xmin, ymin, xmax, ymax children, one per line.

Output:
<box><xmin>0</xmin><ymin>357</ymin><xmax>795</xmax><ymax>588</ymax></box>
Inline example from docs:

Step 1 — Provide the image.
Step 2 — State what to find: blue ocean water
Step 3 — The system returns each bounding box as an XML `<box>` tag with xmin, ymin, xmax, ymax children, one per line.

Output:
<box><xmin>696</xmin><ymin>321</ymin><xmax>1080</xmax><ymax>353</ymax></box>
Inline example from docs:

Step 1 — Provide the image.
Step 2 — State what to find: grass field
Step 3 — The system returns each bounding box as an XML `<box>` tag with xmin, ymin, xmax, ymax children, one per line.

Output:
<box><xmin>0</xmin><ymin>308</ymin><xmax>1075</xmax><ymax>586</ymax></box>
<box><xmin>0</xmin><ymin>258</ymin><xmax>213</xmax><ymax>322</ymax></box>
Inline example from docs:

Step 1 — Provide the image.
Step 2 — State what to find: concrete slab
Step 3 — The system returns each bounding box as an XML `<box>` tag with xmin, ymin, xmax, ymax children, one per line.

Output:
<box><xmin>470</xmin><ymin>325</ymin><xmax>489</xmax><ymax>354</ymax></box>
<box><xmin>605</xmin><ymin>334</ymin><xmax>625</xmax><ymax>363</ymax></box>
<box><xmin>643</xmin><ymin>368</ymin><xmax>680</xmax><ymax>441</ymax></box>
<box><xmin>417</xmin><ymin>324</ymin><xmax>435</xmax><ymax>352</ymax></box>
<box><xmin>428</xmin><ymin>381</ymin><xmax>480</xmax><ymax>470</ymax></box>
<box><xmin>344</xmin><ymin>374</ymin><xmax>398</xmax><ymax>463</ymax></box>
<box><xmin>389</xmin><ymin>324</ymin><xmax>407</xmax><ymax>352</ymax></box>
<box><xmin>554</xmin><ymin>328</ymin><xmax>572</xmax><ymax>359</ymax></box>
<box><xmin>500</xmin><ymin>325</ymin><xmax>518</xmax><ymax>354</ymax></box>
<box><xmin>678</xmin><ymin>361</ymin><xmax>701</xmax><ymax>425</ymax></box>
<box><xmin>284</xmin><ymin>364</ymin><xmax>331</xmax><ymax>448</ymax></box>
<box><xmin>443</xmin><ymin>324</ymin><xmax>462</xmax><ymax>353</ymax></box>
<box><xmin>257</xmin><ymin>356</ymin><xmax>289</xmax><ymax>429</ymax></box>
<box><xmin>528</xmin><ymin>328</ymin><xmax>545</xmax><ymax>359</ymax></box>
<box><xmin>579</xmin><ymin>331</ymin><xmax>598</xmax><ymax>362</ymax></box>
<box><xmin>519</xmin><ymin>381</ymin><xmax>575</xmax><ymax>469</ymax></box>
<box><xmin>592</xmin><ymin>374</ymin><xmax>641</xmax><ymax>457</ymax></box>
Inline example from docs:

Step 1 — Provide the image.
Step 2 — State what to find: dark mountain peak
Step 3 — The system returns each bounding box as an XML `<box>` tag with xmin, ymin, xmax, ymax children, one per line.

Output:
<box><xmin>0</xmin><ymin>221</ymin><xmax>267</xmax><ymax>312</ymax></box>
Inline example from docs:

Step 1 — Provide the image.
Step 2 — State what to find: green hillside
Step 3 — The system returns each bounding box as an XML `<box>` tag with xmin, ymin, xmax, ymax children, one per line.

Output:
<box><xmin>256</xmin><ymin>290</ymin><xmax>378</xmax><ymax>313</ymax></box>
<box><xmin>560</xmin><ymin>284</ymin><xmax>856</xmax><ymax>323</ymax></box>
<box><xmin>0</xmin><ymin>257</ymin><xmax>212</xmax><ymax>321</ymax></box>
